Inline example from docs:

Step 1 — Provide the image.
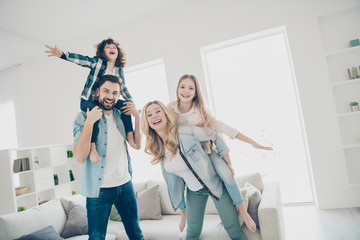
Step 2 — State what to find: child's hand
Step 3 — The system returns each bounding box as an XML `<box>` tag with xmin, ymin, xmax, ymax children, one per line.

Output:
<box><xmin>86</xmin><ymin>107</ymin><xmax>103</xmax><ymax>124</ymax></box>
<box><xmin>252</xmin><ymin>142</ymin><xmax>273</xmax><ymax>150</ymax></box>
<box><xmin>121</xmin><ymin>102</ymin><xmax>139</xmax><ymax>117</ymax></box>
<box><xmin>44</xmin><ymin>45</ymin><xmax>63</xmax><ymax>58</ymax></box>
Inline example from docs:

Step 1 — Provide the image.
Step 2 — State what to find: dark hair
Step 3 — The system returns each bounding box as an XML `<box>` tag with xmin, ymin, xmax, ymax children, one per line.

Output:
<box><xmin>97</xmin><ymin>75</ymin><xmax>122</xmax><ymax>89</ymax></box>
<box><xmin>96</xmin><ymin>38</ymin><xmax>125</xmax><ymax>67</ymax></box>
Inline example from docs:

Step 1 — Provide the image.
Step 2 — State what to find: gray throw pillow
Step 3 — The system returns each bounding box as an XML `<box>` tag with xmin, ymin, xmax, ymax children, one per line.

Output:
<box><xmin>137</xmin><ymin>184</ymin><xmax>162</xmax><ymax>220</ymax></box>
<box><xmin>244</xmin><ymin>182</ymin><xmax>262</xmax><ymax>228</ymax></box>
<box><xmin>15</xmin><ymin>225</ymin><xmax>64</xmax><ymax>240</ymax></box>
<box><xmin>61</xmin><ymin>201</ymin><xmax>88</xmax><ymax>238</ymax></box>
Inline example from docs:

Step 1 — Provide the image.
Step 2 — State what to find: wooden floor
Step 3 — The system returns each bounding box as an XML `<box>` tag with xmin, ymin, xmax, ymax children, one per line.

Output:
<box><xmin>282</xmin><ymin>204</ymin><xmax>360</xmax><ymax>240</ymax></box>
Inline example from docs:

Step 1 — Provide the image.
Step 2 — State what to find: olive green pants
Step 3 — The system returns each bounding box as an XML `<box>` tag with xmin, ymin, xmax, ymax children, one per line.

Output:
<box><xmin>185</xmin><ymin>186</ymin><xmax>247</xmax><ymax>240</ymax></box>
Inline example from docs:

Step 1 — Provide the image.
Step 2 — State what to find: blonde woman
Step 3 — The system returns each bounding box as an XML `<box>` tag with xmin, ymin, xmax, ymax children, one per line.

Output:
<box><xmin>168</xmin><ymin>74</ymin><xmax>273</xmax><ymax>232</ymax></box>
<box><xmin>141</xmin><ymin>100</ymin><xmax>247</xmax><ymax>240</ymax></box>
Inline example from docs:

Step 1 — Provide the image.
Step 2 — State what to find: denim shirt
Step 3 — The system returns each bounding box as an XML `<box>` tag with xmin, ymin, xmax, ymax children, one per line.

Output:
<box><xmin>73</xmin><ymin>109</ymin><xmax>132</xmax><ymax>198</ymax></box>
<box><xmin>161</xmin><ymin>126</ymin><xmax>230</xmax><ymax>211</ymax></box>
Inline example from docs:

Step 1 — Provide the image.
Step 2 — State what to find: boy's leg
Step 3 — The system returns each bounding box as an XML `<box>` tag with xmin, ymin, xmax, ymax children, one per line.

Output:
<box><xmin>114</xmin><ymin>181</ymin><xmax>143</xmax><ymax>240</ymax></box>
<box><xmin>212</xmin><ymin>186</ymin><xmax>247</xmax><ymax>240</ymax></box>
<box><xmin>208</xmin><ymin>150</ymin><xmax>243</xmax><ymax>205</ymax></box>
<box><xmin>80</xmin><ymin>99</ymin><xmax>100</xmax><ymax>143</ymax></box>
<box><xmin>114</xmin><ymin>100</ymin><xmax>134</xmax><ymax>133</ymax></box>
<box><xmin>115</xmin><ymin>100</ymin><xmax>135</xmax><ymax>147</ymax></box>
<box><xmin>185</xmin><ymin>188</ymin><xmax>209</xmax><ymax>240</ymax></box>
<box><xmin>86</xmin><ymin>187</ymin><xmax>116</xmax><ymax>240</ymax></box>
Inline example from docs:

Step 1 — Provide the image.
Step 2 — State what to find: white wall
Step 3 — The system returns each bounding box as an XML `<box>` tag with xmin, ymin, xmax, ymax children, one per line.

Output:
<box><xmin>2</xmin><ymin>0</ymin><xmax>360</xmax><ymax>209</ymax></box>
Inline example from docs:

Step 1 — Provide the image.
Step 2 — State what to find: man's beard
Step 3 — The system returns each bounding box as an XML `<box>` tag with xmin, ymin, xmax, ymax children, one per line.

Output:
<box><xmin>98</xmin><ymin>98</ymin><xmax>115</xmax><ymax>110</ymax></box>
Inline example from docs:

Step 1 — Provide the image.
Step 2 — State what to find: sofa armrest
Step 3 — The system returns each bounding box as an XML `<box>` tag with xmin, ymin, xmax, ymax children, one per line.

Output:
<box><xmin>258</xmin><ymin>181</ymin><xmax>285</xmax><ymax>240</ymax></box>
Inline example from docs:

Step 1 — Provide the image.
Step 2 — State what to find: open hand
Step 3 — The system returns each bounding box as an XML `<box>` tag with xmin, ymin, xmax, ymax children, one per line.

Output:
<box><xmin>252</xmin><ymin>142</ymin><xmax>273</xmax><ymax>150</ymax></box>
<box><xmin>44</xmin><ymin>44</ymin><xmax>62</xmax><ymax>58</ymax></box>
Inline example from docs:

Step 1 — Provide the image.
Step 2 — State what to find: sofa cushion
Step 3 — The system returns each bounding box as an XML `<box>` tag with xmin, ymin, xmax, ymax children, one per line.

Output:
<box><xmin>245</xmin><ymin>182</ymin><xmax>262</xmax><ymax>227</ymax></box>
<box><xmin>109</xmin><ymin>185</ymin><xmax>162</xmax><ymax>221</ymax></box>
<box><xmin>236</xmin><ymin>173</ymin><xmax>264</xmax><ymax>193</ymax></box>
<box><xmin>0</xmin><ymin>199</ymin><xmax>67</xmax><ymax>240</ymax></box>
<box><xmin>15</xmin><ymin>225</ymin><xmax>64</xmax><ymax>240</ymax></box>
<box><xmin>147</xmin><ymin>180</ymin><xmax>182</xmax><ymax>215</ymax></box>
<box><xmin>61</xmin><ymin>201</ymin><xmax>88</xmax><ymax>238</ymax></box>
<box><xmin>137</xmin><ymin>184</ymin><xmax>162</xmax><ymax>220</ymax></box>
<box><xmin>109</xmin><ymin>205</ymin><xmax>122</xmax><ymax>222</ymax></box>
<box><xmin>115</xmin><ymin>215</ymin><xmax>184</xmax><ymax>240</ymax></box>
<box><xmin>60</xmin><ymin>194</ymin><xmax>86</xmax><ymax>216</ymax></box>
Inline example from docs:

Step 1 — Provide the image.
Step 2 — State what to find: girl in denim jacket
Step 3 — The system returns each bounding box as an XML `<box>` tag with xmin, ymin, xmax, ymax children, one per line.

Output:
<box><xmin>142</xmin><ymin>100</ymin><xmax>247</xmax><ymax>240</ymax></box>
<box><xmin>168</xmin><ymin>74</ymin><xmax>273</xmax><ymax>232</ymax></box>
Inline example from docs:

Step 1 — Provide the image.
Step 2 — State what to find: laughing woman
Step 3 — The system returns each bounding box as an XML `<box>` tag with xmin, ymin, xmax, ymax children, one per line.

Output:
<box><xmin>141</xmin><ymin>100</ymin><xmax>247</xmax><ymax>240</ymax></box>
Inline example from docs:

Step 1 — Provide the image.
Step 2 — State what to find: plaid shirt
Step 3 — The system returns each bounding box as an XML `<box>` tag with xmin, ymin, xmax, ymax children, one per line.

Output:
<box><xmin>61</xmin><ymin>51</ymin><xmax>132</xmax><ymax>102</ymax></box>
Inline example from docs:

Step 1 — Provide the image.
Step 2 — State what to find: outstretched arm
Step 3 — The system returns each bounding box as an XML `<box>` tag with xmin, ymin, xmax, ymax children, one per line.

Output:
<box><xmin>44</xmin><ymin>44</ymin><xmax>97</xmax><ymax>68</ymax></box>
<box><xmin>210</xmin><ymin>116</ymin><xmax>273</xmax><ymax>150</ymax></box>
<box><xmin>235</xmin><ymin>132</ymin><xmax>273</xmax><ymax>150</ymax></box>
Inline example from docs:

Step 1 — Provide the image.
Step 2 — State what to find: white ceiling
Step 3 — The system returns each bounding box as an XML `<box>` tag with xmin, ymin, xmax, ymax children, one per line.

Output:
<box><xmin>0</xmin><ymin>0</ymin><xmax>193</xmax><ymax>71</ymax></box>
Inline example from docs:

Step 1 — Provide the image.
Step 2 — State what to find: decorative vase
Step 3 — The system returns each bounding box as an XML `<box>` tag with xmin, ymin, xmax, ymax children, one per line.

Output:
<box><xmin>350</xmin><ymin>105</ymin><xmax>359</xmax><ymax>112</ymax></box>
<box><xmin>69</xmin><ymin>170</ymin><xmax>75</xmax><ymax>181</ymax></box>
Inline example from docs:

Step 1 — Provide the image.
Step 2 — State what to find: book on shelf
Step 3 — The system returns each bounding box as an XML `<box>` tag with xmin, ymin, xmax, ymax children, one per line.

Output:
<box><xmin>347</xmin><ymin>66</ymin><xmax>360</xmax><ymax>80</ymax></box>
<box><xmin>13</xmin><ymin>158</ymin><xmax>30</xmax><ymax>173</ymax></box>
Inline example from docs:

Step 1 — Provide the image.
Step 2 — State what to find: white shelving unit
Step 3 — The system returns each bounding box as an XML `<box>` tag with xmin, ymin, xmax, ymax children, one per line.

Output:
<box><xmin>0</xmin><ymin>144</ymin><xmax>81</xmax><ymax>215</ymax></box>
<box><xmin>318</xmin><ymin>6</ymin><xmax>360</xmax><ymax>186</ymax></box>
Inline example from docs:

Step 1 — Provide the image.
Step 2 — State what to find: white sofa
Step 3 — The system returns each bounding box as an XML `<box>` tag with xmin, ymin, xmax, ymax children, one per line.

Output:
<box><xmin>0</xmin><ymin>173</ymin><xmax>285</xmax><ymax>240</ymax></box>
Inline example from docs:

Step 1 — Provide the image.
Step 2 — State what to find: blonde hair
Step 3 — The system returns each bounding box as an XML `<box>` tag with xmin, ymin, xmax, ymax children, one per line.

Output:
<box><xmin>176</xmin><ymin>74</ymin><xmax>213</xmax><ymax>129</ymax></box>
<box><xmin>141</xmin><ymin>100</ymin><xmax>179</xmax><ymax>164</ymax></box>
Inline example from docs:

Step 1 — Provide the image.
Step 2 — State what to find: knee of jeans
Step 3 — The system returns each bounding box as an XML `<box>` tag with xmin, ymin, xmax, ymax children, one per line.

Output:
<box><xmin>219</xmin><ymin>172</ymin><xmax>236</xmax><ymax>185</ymax></box>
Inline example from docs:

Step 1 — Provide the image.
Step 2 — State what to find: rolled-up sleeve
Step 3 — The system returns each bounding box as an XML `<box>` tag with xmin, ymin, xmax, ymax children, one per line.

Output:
<box><xmin>212</xmin><ymin>133</ymin><xmax>230</xmax><ymax>157</ymax></box>
<box><xmin>211</xmin><ymin>118</ymin><xmax>240</xmax><ymax>139</ymax></box>
<box><xmin>73</xmin><ymin>112</ymin><xmax>86</xmax><ymax>145</ymax></box>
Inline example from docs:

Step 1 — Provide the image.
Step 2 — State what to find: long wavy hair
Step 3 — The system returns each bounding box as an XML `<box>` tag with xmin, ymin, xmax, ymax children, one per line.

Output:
<box><xmin>141</xmin><ymin>101</ymin><xmax>179</xmax><ymax>164</ymax></box>
<box><xmin>176</xmin><ymin>74</ymin><xmax>213</xmax><ymax>130</ymax></box>
<box><xmin>96</xmin><ymin>38</ymin><xmax>126</xmax><ymax>67</ymax></box>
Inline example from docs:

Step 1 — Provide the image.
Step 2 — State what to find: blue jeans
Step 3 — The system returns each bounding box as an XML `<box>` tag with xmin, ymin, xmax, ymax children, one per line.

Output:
<box><xmin>208</xmin><ymin>150</ymin><xmax>244</xmax><ymax>205</ymax></box>
<box><xmin>86</xmin><ymin>180</ymin><xmax>143</xmax><ymax>240</ymax></box>
<box><xmin>186</xmin><ymin>186</ymin><xmax>247</xmax><ymax>240</ymax></box>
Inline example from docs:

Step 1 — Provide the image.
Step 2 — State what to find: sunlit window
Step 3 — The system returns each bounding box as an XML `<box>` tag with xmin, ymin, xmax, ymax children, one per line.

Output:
<box><xmin>201</xmin><ymin>27</ymin><xmax>313</xmax><ymax>203</ymax></box>
<box><xmin>124</xmin><ymin>59</ymin><xmax>169</xmax><ymax>182</ymax></box>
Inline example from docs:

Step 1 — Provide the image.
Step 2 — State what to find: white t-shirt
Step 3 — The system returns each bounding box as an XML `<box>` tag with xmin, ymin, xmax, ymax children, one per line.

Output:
<box><xmin>163</xmin><ymin>148</ymin><xmax>203</xmax><ymax>191</ymax></box>
<box><xmin>104</xmin><ymin>68</ymin><xmax>116</xmax><ymax>76</ymax></box>
<box><xmin>176</xmin><ymin>108</ymin><xmax>192</xmax><ymax>126</ymax></box>
<box><xmin>100</xmin><ymin>112</ymin><xmax>131</xmax><ymax>187</ymax></box>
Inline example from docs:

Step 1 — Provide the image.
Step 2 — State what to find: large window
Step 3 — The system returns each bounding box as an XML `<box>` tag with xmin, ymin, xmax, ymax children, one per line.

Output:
<box><xmin>124</xmin><ymin>59</ymin><xmax>169</xmax><ymax>181</ymax></box>
<box><xmin>201</xmin><ymin>27</ymin><xmax>313</xmax><ymax>203</ymax></box>
<box><xmin>0</xmin><ymin>101</ymin><xmax>17</xmax><ymax>150</ymax></box>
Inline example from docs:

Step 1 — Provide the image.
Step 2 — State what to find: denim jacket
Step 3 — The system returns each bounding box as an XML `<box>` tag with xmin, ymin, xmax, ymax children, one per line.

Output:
<box><xmin>73</xmin><ymin>109</ymin><xmax>132</xmax><ymax>197</ymax></box>
<box><xmin>161</xmin><ymin>126</ymin><xmax>230</xmax><ymax>211</ymax></box>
